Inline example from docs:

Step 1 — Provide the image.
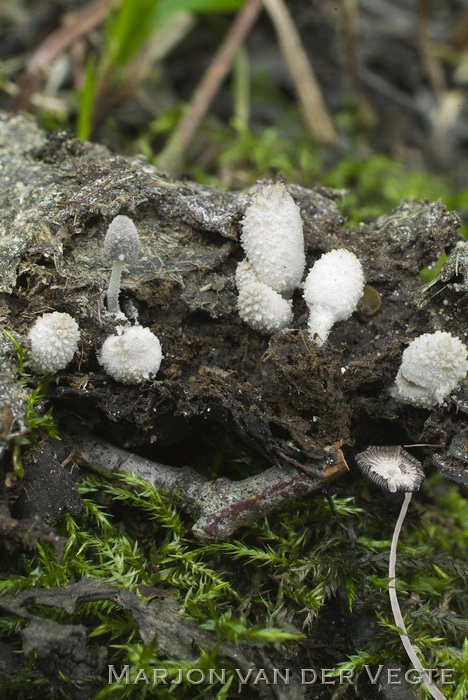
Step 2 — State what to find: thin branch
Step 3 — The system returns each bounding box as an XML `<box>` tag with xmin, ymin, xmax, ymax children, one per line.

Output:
<box><xmin>263</xmin><ymin>0</ymin><xmax>337</xmax><ymax>147</ymax></box>
<box><xmin>68</xmin><ymin>426</ymin><xmax>348</xmax><ymax>541</ymax></box>
<box><xmin>156</xmin><ymin>0</ymin><xmax>264</xmax><ymax>176</ymax></box>
<box><xmin>339</xmin><ymin>0</ymin><xmax>376</xmax><ymax>125</ymax></box>
<box><xmin>90</xmin><ymin>11</ymin><xmax>196</xmax><ymax>132</ymax></box>
<box><xmin>11</xmin><ymin>0</ymin><xmax>109</xmax><ymax>112</ymax></box>
<box><xmin>0</xmin><ymin>502</ymin><xmax>67</xmax><ymax>556</ymax></box>
<box><xmin>416</xmin><ymin>0</ymin><xmax>446</xmax><ymax>105</ymax></box>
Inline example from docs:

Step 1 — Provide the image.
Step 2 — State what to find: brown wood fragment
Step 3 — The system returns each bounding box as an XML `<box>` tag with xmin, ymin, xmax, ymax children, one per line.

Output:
<box><xmin>68</xmin><ymin>426</ymin><xmax>348</xmax><ymax>541</ymax></box>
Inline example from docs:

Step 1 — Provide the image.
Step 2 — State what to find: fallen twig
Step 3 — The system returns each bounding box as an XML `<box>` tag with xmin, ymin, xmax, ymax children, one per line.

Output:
<box><xmin>338</xmin><ymin>0</ymin><xmax>377</xmax><ymax>126</ymax></box>
<box><xmin>156</xmin><ymin>0</ymin><xmax>264</xmax><ymax>176</ymax></box>
<box><xmin>68</xmin><ymin>426</ymin><xmax>348</xmax><ymax>541</ymax></box>
<box><xmin>416</xmin><ymin>0</ymin><xmax>446</xmax><ymax>105</ymax></box>
<box><xmin>11</xmin><ymin>0</ymin><xmax>109</xmax><ymax>112</ymax></box>
<box><xmin>0</xmin><ymin>502</ymin><xmax>67</xmax><ymax>556</ymax></box>
<box><xmin>263</xmin><ymin>0</ymin><xmax>337</xmax><ymax>147</ymax></box>
<box><xmin>0</xmin><ymin>580</ymin><xmax>304</xmax><ymax>698</ymax></box>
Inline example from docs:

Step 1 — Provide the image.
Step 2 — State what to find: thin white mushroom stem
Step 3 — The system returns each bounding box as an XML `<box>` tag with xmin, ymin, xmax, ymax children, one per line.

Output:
<box><xmin>106</xmin><ymin>260</ymin><xmax>124</xmax><ymax>315</ymax></box>
<box><xmin>389</xmin><ymin>492</ymin><xmax>446</xmax><ymax>700</ymax></box>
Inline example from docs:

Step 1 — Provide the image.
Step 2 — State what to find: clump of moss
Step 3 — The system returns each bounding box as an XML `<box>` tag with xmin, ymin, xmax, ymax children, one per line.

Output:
<box><xmin>0</xmin><ymin>467</ymin><xmax>466</xmax><ymax>698</ymax></box>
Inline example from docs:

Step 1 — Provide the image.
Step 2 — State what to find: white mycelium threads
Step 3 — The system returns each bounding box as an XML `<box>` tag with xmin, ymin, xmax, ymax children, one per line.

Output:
<box><xmin>355</xmin><ymin>446</ymin><xmax>445</xmax><ymax>700</ymax></box>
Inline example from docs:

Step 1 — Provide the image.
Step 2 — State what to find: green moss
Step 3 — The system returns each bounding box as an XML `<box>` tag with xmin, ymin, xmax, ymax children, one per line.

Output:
<box><xmin>0</xmin><ymin>468</ymin><xmax>466</xmax><ymax>697</ymax></box>
<box><xmin>2</xmin><ymin>331</ymin><xmax>60</xmax><ymax>477</ymax></box>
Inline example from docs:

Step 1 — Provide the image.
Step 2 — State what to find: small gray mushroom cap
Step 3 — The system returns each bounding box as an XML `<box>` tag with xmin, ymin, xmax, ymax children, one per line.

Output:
<box><xmin>104</xmin><ymin>215</ymin><xmax>140</xmax><ymax>264</ymax></box>
<box><xmin>355</xmin><ymin>446</ymin><xmax>425</xmax><ymax>493</ymax></box>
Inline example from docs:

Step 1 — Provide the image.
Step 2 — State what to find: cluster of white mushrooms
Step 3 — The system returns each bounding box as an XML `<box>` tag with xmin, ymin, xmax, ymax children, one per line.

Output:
<box><xmin>232</xmin><ymin>182</ymin><xmax>466</xmax><ymax>700</ymax></box>
<box><xmin>235</xmin><ymin>182</ymin><xmax>468</xmax><ymax>408</ymax></box>
<box><xmin>22</xmin><ymin>185</ymin><xmax>467</xmax><ymax>699</ymax></box>
<box><xmin>26</xmin><ymin>190</ymin><xmax>468</xmax><ymax>404</ymax></box>
<box><xmin>27</xmin><ymin>215</ymin><xmax>163</xmax><ymax>386</ymax></box>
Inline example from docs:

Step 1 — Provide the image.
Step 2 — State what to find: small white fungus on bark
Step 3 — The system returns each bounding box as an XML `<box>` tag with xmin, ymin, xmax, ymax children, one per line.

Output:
<box><xmin>104</xmin><ymin>215</ymin><xmax>141</xmax><ymax>316</ymax></box>
<box><xmin>236</xmin><ymin>183</ymin><xmax>304</xmax><ymax>333</ymax></box>
<box><xmin>236</xmin><ymin>261</ymin><xmax>293</xmax><ymax>333</ymax></box>
<box><xmin>240</xmin><ymin>183</ymin><xmax>305</xmax><ymax>296</ymax></box>
<box><xmin>391</xmin><ymin>331</ymin><xmax>468</xmax><ymax>408</ymax></box>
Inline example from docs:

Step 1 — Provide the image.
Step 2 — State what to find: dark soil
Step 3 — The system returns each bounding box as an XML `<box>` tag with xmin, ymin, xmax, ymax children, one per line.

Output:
<box><xmin>1</xmin><ymin>112</ymin><xmax>467</xmax><ymax>493</ymax></box>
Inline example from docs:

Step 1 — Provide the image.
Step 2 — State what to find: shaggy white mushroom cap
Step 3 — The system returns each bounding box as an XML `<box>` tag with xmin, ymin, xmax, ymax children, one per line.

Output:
<box><xmin>236</xmin><ymin>261</ymin><xmax>293</xmax><ymax>333</ymax></box>
<box><xmin>28</xmin><ymin>312</ymin><xmax>80</xmax><ymax>373</ymax></box>
<box><xmin>99</xmin><ymin>325</ymin><xmax>163</xmax><ymax>385</ymax></box>
<box><xmin>355</xmin><ymin>446</ymin><xmax>425</xmax><ymax>493</ymax></box>
<box><xmin>392</xmin><ymin>331</ymin><xmax>468</xmax><ymax>408</ymax></box>
<box><xmin>240</xmin><ymin>183</ymin><xmax>305</xmax><ymax>296</ymax></box>
<box><xmin>303</xmin><ymin>248</ymin><xmax>365</xmax><ymax>345</ymax></box>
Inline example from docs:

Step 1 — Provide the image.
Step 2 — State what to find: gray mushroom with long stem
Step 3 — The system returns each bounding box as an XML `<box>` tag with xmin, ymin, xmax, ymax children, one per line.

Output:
<box><xmin>355</xmin><ymin>445</ymin><xmax>445</xmax><ymax>700</ymax></box>
<box><xmin>104</xmin><ymin>215</ymin><xmax>140</xmax><ymax>315</ymax></box>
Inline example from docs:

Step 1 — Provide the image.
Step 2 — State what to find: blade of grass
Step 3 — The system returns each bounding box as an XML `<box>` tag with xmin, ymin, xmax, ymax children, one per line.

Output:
<box><xmin>156</xmin><ymin>0</ymin><xmax>246</xmax><ymax>23</ymax></box>
<box><xmin>263</xmin><ymin>0</ymin><xmax>337</xmax><ymax>147</ymax></box>
<box><xmin>104</xmin><ymin>0</ymin><xmax>163</xmax><ymax>68</ymax></box>
<box><xmin>156</xmin><ymin>0</ymin><xmax>263</xmax><ymax>176</ymax></box>
<box><xmin>77</xmin><ymin>54</ymin><xmax>97</xmax><ymax>141</ymax></box>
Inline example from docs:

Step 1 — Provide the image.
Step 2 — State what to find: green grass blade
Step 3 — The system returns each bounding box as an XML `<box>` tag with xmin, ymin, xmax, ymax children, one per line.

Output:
<box><xmin>77</xmin><ymin>54</ymin><xmax>97</xmax><ymax>140</ymax></box>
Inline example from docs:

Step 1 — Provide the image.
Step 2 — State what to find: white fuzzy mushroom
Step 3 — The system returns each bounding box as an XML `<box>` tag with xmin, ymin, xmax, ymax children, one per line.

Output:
<box><xmin>236</xmin><ymin>261</ymin><xmax>293</xmax><ymax>333</ymax></box>
<box><xmin>99</xmin><ymin>325</ymin><xmax>162</xmax><ymax>385</ymax></box>
<box><xmin>391</xmin><ymin>331</ymin><xmax>468</xmax><ymax>408</ymax></box>
<box><xmin>28</xmin><ymin>312</ymin><xmax>80</xmax><ymax>374</ymax></box>
<box><xmin>303</xmin><ymin>248</ymin><xmax>365</xmax><ymax>346</ymax></box>
<box><xmin>240</xmin><ymin>182</ymin><xmax>305</xmax><ymax>297</ymax></box>
<box><xmin>235</xmin><ymin>183</ymin><xmax>304</xmax><ymax>334</ymax></box>
<box><xmin>355</xmin><ymin>445</ymin><xmax>424</xmax><ymax>494</ymax></box>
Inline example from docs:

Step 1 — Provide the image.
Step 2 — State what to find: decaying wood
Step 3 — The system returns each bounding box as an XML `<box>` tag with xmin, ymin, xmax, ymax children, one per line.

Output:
<box><xmin>68</xmin><ymin>426</ymin><xmax>348</xmax><ymax>541</ymax></box>
<box><xmin>0</xmin><ymin>501</ymin><xmax>68</xmax><ymax>555</ymax></box>
<box><xmin>1</xmin><ymin>111</ymin><xmax>468</xmax><ymax>544</ymax></box>
<box><xmin>0</xmin><ymin>579</ymin><xmax>305</xmax><ymax>699</ymax></box>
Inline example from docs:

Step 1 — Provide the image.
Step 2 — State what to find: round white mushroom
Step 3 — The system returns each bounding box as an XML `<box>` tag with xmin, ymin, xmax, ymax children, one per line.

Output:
<box><xmin>28</xmin><ymin>312</ymin><xmax>80</xmax><ymax>374</ymax></box>
<box><xmin>391</xmin><ymin>331</ymin><xmax>468</xmax><ymax>408</ymax></box>
<box><xmin>303</xmin><ymin>249</ymin><xmax>365</xmax><ymax>346</ymax></box>
<box><xmin>99</xmin><ymin>325</ymin><xmax>163</xmax><ymax>385</ymax></box>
